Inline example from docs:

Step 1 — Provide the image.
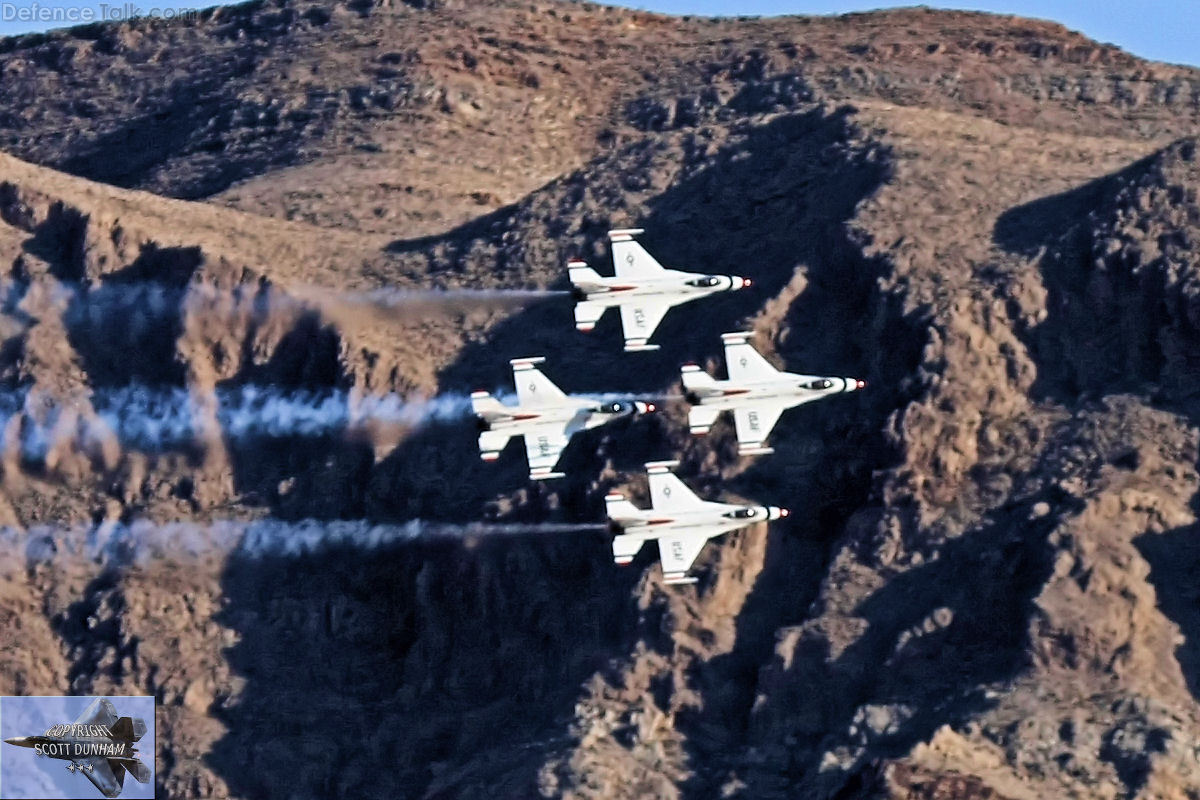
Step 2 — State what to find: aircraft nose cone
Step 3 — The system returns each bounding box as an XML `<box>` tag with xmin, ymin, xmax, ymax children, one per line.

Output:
<box><xmin>739</xmin><ymin>277</ymin><xmax>752</xmax><ymax>289</ymax></box>
<box><xmin>848</xmin><ymin>378</ymin><xmax>866</xmax><ymax>391</ymax></box>
<box><xmin>635</xmin><ymin>401</ymin><xmax>655</xmax><ymax>414</ymax></box>
<box><xmin>4</xmin><ymin>737</ymin><xmax>31</xmax><ymax>747</ymax></box>
<box><xmin>767</xmin><ymin>506</ymin><xmax>788</xmax><ymax>520</ymax></box>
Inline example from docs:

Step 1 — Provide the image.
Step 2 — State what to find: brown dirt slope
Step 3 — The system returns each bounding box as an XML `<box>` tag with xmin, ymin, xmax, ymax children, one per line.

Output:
<box><xmin>0</xmin><ymin>2</ymin><xmax>1199</xmax><ymax>799</ymax></box>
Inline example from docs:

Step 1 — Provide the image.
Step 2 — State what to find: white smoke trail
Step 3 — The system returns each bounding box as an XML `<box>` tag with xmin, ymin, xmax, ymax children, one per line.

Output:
<box><xmin>34</xmin><ymin>280</ymin><xmax>567</xmax><ymax>326</ymax></box>
<box><xmin>2</xmin><ymin>384</ymin><xmax>479</xmax><ymax>458</ymax></box>
<box><xmin>2</xmin><ymin>517</ymin><xmax>607</xmax><ymax>569</ymax></box>
<box><xmin>1</xmin><ymin>384</ymin><xmax>668</xmax><ymax>459</ymax></box>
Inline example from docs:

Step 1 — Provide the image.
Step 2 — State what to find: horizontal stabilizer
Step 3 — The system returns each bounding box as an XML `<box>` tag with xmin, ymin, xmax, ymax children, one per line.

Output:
<box><xmin>687</xmin><ymin>405</ymin><xmax>722</xmax><ymax>435</ymax></box>
<box><xmin>612</xmin><ymin>533</ymin><xmax>646</xmax><ymax>564</ymax></box>
<box><xmin>471</xmin><ymin>391</ymin><xmax>508</xmax><ymax>418</ymax></box>
<box><xmin>680</xmin><ymin>363</ymin><xmax>716</xmax><ymax>392</ymax></box>
<box><xmin>568</xmin><ymin>262</ymin><xmax>604</xmax><ymax>288</ymax></box>
<box><xmin>574</xmin><ymin>301</ymin><xmax>606</xmax><ymax>332</ymax></box>
<box><xmin>126</xmin><ymin>759</ymin><xmax>151</xmax><ymax>784</ymax></box>
<box><xmin>605</xmin><ymin>493</ymin><xmax>643</xmax><ymax>525</ymax></box>
<box><xmin>478</xmin><ymin>430</ymin><xmax>512</xmax><ymax>461</ymax></box>
<box><xmin>530</xmin><ymin>466</ymin><xmax>566</xmax><ymax>480</ymax></box>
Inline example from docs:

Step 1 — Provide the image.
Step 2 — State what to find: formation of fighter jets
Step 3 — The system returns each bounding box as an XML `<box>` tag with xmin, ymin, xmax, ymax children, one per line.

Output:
<box><xmin>473</xmin><ymin>229</ymin><xmax>865</xmax><ymax>584</ymax></box>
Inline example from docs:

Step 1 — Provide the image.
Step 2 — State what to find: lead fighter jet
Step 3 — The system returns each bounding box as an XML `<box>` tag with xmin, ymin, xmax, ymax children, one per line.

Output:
<box><xmin>472</xmin><ymin>357</ymin><xmax>653</xmax><ymax>480</ymax></box>
<box><xmin>4</xmin><ymin>698</ymin><xmax>151</xmax><ymax>799</ymax></box>
<box><xmin>606</xmin><ymin>461</ymin><xmax>788</xmax><ymax>585</ymax></box>
<box><xmin>569</xmin><ymin>228</ymin><xmax>751</xmax><ymax>352</ymax></box>
<box><xmin>682</xmin><ymin>332</ymin><xmax>865</xmax><ymax>456</ymax></box>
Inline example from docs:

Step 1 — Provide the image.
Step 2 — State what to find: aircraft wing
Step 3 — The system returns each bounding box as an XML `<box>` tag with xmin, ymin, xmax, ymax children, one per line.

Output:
<box><xmin>722</xmin><ymin>333</ymin><xmax>780</xmax><ymax>382</ymax></box>
<box><xmin>646</xmin><ymin>463</ymin><xmax>705</xmax><ymax>510</ymax></box>
<box><xmin>523</xmin><ymin>423</ymin><xmax>570</xmax><ymax>479</ymax></box>
<box><xmin>733</xmin><ymin>403</ymin><xmax>785</xmax><ymax>452</ymax></box>
<box><xmin>512</xmin><ymin>359</ymin><xmax>566</xmax><ymax>406</ymax></box>
<box><xmin>72</xmin><ymin>698</ymin><xmax>118</xmax><ymax>729</ymax></box>
<box><xmin>80</xmin><ymin>757</ymin><xmax>124</xmax><ymax>799</ymax></box>
<box><xmin>657</xmin><ymin>533</ymin><xmax>710</xmax><ymax>584</ymax></box>
<box><xmin>610</xmin><ymin>230</ymin><xmax>666</xmax><ymax>277</ymax></box>
<box><xmin>619</xmin><ymin>302</ymin><xmax>671</xmax><ymax>350</ymax></box>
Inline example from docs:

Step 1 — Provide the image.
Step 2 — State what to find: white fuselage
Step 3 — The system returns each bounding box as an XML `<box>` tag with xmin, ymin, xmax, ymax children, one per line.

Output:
<box><xmin>575</xmin><ymin>272</ymin><xmax>743</xmax><ymax>307</ymax></box>
<box><xmin>689</xmin><ymin>375</ymin><xmax>859</xmax><ymax>410</ymax></box>
<box><xmin>614</xmin><ymin>503</ymin><xmax>781</xmax><ymax>541</ymax></box>
<box><xmin>481</xmin><ymin>402</ymin><xmax>631</xmax><ymax>437</ymax></box>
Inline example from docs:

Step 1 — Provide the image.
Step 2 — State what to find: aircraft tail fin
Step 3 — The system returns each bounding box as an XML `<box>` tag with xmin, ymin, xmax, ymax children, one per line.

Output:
<box><xmin>108</xmin><ymin>717</ymin><xmax>146</xmax><ymax>743</ymax></box>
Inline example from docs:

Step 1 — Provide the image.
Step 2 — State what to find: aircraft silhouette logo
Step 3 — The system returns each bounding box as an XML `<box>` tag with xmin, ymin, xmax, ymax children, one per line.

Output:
<box><xmin>2</xmin><ymin>696</ymin><xmax>154</xmax><ymax>799</ymax></box>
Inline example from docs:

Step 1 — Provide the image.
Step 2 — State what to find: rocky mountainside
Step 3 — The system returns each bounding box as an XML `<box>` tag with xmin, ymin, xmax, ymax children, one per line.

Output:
<box><xmin>0</xmin><ymin>1</ymin><xmax>1199</xmax><ymax>798</ymax></box>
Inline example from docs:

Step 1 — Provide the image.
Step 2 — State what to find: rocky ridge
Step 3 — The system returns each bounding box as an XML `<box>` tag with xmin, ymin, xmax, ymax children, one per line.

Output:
<box><xmin>0</xmin><ymin>2</ymin><xmax>1198</xmax><ymax>799</ymax></box>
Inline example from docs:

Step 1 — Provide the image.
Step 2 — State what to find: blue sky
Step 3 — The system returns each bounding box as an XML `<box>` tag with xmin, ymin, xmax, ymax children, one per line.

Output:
<box><xmin>611</xmin><ymin>1</ymin><xmax>1198</xmax><ymax>66</ymax></box>
<box><xmin>0</xmin><ymin>0</ymin><xmax>1194</xmax><ymax>68</ymax></box>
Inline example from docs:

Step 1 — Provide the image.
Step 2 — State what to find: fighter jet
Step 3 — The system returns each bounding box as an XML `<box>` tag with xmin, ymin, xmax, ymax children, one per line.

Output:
<box><xmin>606</xmin><ymin>461</ymin><xmax>788</xmax><ymax>585</ymax></box>
<box><xmin>569</xmin><ymin>228</ymin><xmax>751</xmax><ymax>352</ymax></box>
<box><xmin>682</xmin><ymin>332</ymin><xmax>865</xmax><ymax>456</ymax></box>
<box><xmin>472</xmin><ymin>356</ymin><xmax>653</xmax><ymax>480</ymax></box>
<box><xmin>4</xmin><ymin>698</ymin><xmax>151</xmax><ymax>799</ymax></box>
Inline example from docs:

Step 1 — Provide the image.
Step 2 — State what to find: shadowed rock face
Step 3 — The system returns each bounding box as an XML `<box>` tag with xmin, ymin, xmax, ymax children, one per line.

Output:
<box><xmin>2</xmin><ymin>2</ymin><xmax>1200</xmax><ymax>799</ymax></box>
